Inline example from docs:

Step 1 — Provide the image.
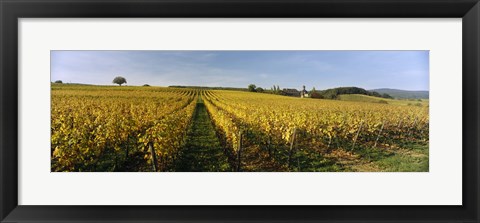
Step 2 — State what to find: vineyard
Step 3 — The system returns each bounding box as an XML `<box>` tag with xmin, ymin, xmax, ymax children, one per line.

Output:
<box><xmin>51</xmin><ymin>84</ymin><xmax>429</xmax><ymax>172</ymax></box>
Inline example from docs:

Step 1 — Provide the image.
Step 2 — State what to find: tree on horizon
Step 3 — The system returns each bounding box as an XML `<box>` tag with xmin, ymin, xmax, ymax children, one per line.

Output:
<box><xmin>113</xmin><ymin>76</ymin><xmax>127</xmax><ymax>86</ymax></box>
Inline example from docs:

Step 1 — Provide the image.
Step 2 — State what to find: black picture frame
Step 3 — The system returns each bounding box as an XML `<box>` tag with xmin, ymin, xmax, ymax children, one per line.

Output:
<box><xmin>1</xmin><ymin>0</ymin><xmax>479</xmax><ymax>222</ymax></box>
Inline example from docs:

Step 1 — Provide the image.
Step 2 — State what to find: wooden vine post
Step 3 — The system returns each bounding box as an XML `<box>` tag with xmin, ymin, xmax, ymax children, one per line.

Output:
<box><xmin>351</xmin><ymin>121</ymin><xmax>364</xmax><ymax>151</ymax></box>
<box><xmin>287</xmin><ymin>127</ymin><xmax>297</xmax><ymax>169</ymax></box>
<box><xmin>327</xmin><ymin>134</ymin><xmax>333</xmax><ymax>153</ymax></box>
<box><xmin>407</xmin><ymin>116</ymin><xmax>418</xmax><ymax>138</ymax></box>
<box><xmin>148</xmin><ymin>142</ymin><xmax>158</xmax><ymax>172</ymax></box>
<box><xmin>373</xmin><ymin>120</ymin><xmax>385</xmax><ymax>149</ymax></box>
<box><xmin>236</xmin><ymin>130</ymin><xmax>243</xmax><ymax>172</ymax></box>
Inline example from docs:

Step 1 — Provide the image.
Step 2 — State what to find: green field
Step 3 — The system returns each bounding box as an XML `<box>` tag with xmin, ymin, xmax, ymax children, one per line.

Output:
<box><xmin>338</xmin><ymin>94</ymin><xmax>429</xmax><ymax>107</ymax></box>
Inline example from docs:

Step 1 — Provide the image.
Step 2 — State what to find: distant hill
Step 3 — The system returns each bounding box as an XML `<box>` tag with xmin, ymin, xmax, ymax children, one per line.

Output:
<box><xmin>370</xmin><ymin>88</ymin><xmax>429</xmax><ymax>99</ymax></box>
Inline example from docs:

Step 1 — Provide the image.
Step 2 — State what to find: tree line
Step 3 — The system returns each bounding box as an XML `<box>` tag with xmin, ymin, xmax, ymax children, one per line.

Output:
<box><xmin>311</xmin><ymin>87</ymin><xmax>393</xmax><ymax>99</ymax></box>
<box><xmin>247</xmin><ymin>84</ymin><xmax>393</xmax><ymax>99</ymax></box>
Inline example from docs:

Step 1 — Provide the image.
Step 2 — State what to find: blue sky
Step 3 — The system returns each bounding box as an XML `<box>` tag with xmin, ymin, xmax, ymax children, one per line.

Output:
<box><xmin>51</xmin><ymin>51</ymin><xmax>429</xmax><ymax>91</ymax></box>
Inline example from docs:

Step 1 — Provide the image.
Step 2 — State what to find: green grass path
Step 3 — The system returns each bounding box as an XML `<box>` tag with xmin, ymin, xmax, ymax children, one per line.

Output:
<box><xmin>175</xmin><ymin>96</ymin><xmax>231</xmax><ymax>171</ymax></box>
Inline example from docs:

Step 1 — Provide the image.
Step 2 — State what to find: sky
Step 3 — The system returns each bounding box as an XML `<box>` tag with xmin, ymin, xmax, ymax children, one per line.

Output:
<box><xmin>51</xmin><ymin>51</ymin><xmax>429</xmax><ymax>91</ymax></box>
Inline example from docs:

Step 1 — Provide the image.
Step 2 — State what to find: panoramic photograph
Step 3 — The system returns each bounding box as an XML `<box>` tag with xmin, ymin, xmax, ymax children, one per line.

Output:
<box><xmin>51</xmin><ymin>50</ymin><xmax>429</xmax><ymax>172</ymax></box>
